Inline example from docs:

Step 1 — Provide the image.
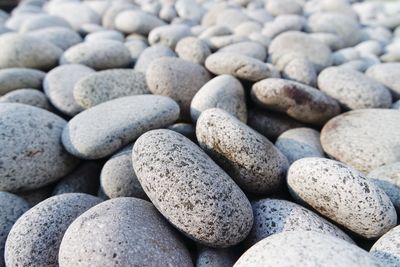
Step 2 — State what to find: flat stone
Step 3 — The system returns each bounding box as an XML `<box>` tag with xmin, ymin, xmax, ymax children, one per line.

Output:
<box><xmin>370</xmin><ymin>225</ymin><xmax>400</xmax><ymax>267</ymax></box>
<box><xmin>132</xmin><ymin>129</ymin><xmax>253</xmax><ymax>247</ymax></box>
<box><xmin>62</xmin><ymin>95</ymin><xmax>180</xmax><ymax>159</ymax></box>
<box><xmin>0</xmin><ymin>88</ymin><xmax>50</xmax><ymax>110</ymax></box>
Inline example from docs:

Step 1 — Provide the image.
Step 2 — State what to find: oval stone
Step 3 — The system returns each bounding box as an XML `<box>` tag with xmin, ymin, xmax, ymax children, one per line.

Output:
<box><xmin>0</xmin><ymin>89</ymin><xmax>51</xmax><ymax>110</ymax></box>
<box><xmin>58</xmin><ymin>198</ymin><xmax>193</xmax><ymax>267</ymax></box>
<box><xmin>27</xmin><ymin>27</ymin><xmax>83</xmax><ymax>50</ymax></box>
<box><xmin>0</xmin><ymin>103</ymin><xmax>79</xmax><ymax>191</ymax></box>
<box><xmin>4</xmin><ymin>193</ymin><xmax>101</xmax><ymax>267</ymax></box>
<box><xmin>287</xmin><ymin>158</ymin><xmax>397</xmax><ymax>239</ymax></box>
<box><xmin>0</xmin><ymin>68</ymin><xmax>45</xmax><ymax>95</ymax></box>
<box><xmin>196</xmin><ymin>109</ymin><xmax>288</xmax><ymax>195</ymax></box>
<box><xmin>175</xmin><ymin>36</ymin><xmax>211</xmax><ymax>65</ymax></box>
<box><xmin>132</xmin><ymin>129</ymin><xmax>253</xmax><ymax>247</ymax></box>
<box><xmin>219</xmin><ymin>41</ymin><xmax>267</xmax><ymax>61</ymax></box>
<box><xmin>115</xmin><ymin>10</ymin><xmax>166</xmax><ymax>35</ymax></box>
<box><xmin>62</xmin><ymin>95</ymin><xmax>180</xmax><ymax>159</ymax></box>
<box><xmin>366</xmin><ymin>63</ymin><xmax>400</xmax><ymax>99</ymax></box>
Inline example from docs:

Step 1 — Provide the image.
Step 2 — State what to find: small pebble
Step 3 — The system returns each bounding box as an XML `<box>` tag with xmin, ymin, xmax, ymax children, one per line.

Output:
<box><xmin>0</xmin><ymin>88</ymin><xmax>51</xmax><ymax>110</ymax></box>
<box><xmin>175</xmin><ymin>36</ymin><xmax>211</xmax><ymax>65</ymax></box>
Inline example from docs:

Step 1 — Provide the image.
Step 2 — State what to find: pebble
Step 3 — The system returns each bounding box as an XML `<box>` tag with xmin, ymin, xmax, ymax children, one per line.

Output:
<box><xmin>266</xmin><ymin>0</ymin><xmax>302</xmax><ymax>16</ymax></box>
<box><xmin>219</xmin><ymin>41</ymin><xmax>267</xmax><ymax>61</ymax></box>
<box><xmin>196</xmin><ymin>108</ymin><xmax>288</xmax><ymax>195</ymax></box>
<box><xmin>0</xmin><ymin>88</ymin><xmax>51</xmax><ymax>110</ymax></box>
<box><xmin>61</xmin><ymin>40</ymin><xmax>132</xmax><ymax>70</ymax></box>
<box><xmin>73</xmin><ymin>69</ymin><xmax>149</xmax><ymax>109</ymax></box>
<box><xmin>281</xmin><ymin>56</ymin><xmax>317</xmax><ymax>87</ymax></box>
<box><xmin>134</xmin><ymin>44</ymin><xmax>176</xmax><ymax>73</ymax></box>
<box><xmin>332</xmin><ymin>48</ymin><xmax>361</xmax><ymax>65</ymax></box>
<box><xmin>0</xmin><ymin>103</ymin><xmax>79</xmax><ymax>192</ymax></box>
<box><xmin>58</xmin><ymin>198</ymin><xmax>193</xmax><ymax>267</ymax></box>
<box><xmin>246</xmin><ymin>198</ymin><xmax>354</xmax><ymax>247</ymax></box>
<box><xmin>366</xmin><ymin>63</ymin><xmax>400</xmax><ymax>99</ymax></box>
<box><xmin>0</xmin><ymin>192</ymin><xmax>30</xmax><ymax>267</ymax></box>
<box><xmin>251</xmin><ymin>78</ymin><xmax>341</xmax><ymax>125</ymax></box>
<box><xmin>275</xmin><ymin>128</ymin><xmax>324</xmax><ymax>164</ymax></box>
<box><xmin>27</xmin><ymin>26</ymin><xmax>83</xmax><ymax>50</ymax></box>
<box><xmin>0</xmin><ymin>33</ymin><xmax>62</xmax><ymax>70</ymax></box>
<box><xmin>84</xmin><ymin>30</ymin><xmax>125</xmax><ymax>42</ymax></box>
<box><xmin>62</xmin><ymin>95</ymin><xmax>180</xmax><ymax>159</ymax></box>
<box><xmin>287</xmin><ymin>157</ymin><xmax>397</xmax><ymax>239</ymax></box>
<box><xmin>132</xmin><ymin>129</ymin><xmax>253</xmax><ymax>247</ymax></box>
<box><xmin>101</xmin><ymin>2</ymin><xmax>136</xmax><ymax>30</ymax></box>
<box><xmin>115</xmin><ymin>10</ymin><xmax>166</xmax><ymax>35</ymax></box>
<box><xmin>370</xmin><ymin>225</ymin><xmax>400</xmax><ymax>267</ymax></box>
<box><xmin>19</xmin><ymin>14</ymin><xmax>71</xmax><ymax>32</ymax></box>
<box><xmin>125</xmin><ymin>39</ymin><xmax>148</xmax><ymax>63</ymax></box>
<box><xmin>309</xmin><ymin>32</ymin><xmax>345</xmax><ymax>51</ymax></box>
<box><xmin>53</xmin><ymin>162</ymin><xmax>101</xmax><ymax>196</ymax></box>
<box><xmin>190</xmin><ymin>74</ymin><xmax>247</xmax><ymax>123</ymax></box>
<box><xmin>175</xmin><ymin>36</ymin><xmax>211</xmax><ymax>65</ymax></box>
<box><xmin>235</xmin><ymin>231</ymin><xmax>382</xmax><ymax>267</ymax></box>
<box><xmin>320</xmin><ymin>109</ymin><xmax>400</xmax><ymax>173</ymax></box>
<box><xmin>149</xmin><ymin>24</ymin><xmax>192</xmax><ymax>49</ymax></box>
<box><xmin>146</xmin><ymin>57</ymin><xmax>210</xmax><ymax>120</ymax></box>
<box><xmin>0</xmin><ymin>68</ymin><xmax>45</xmax><ymax>95</ymax></box>
<box><xmin>262</xmin><ymin>15</ymin><xmax>306</xmax><ymax>39</ymax></box>
<box><xmin>44</xmin><ymin>64</ymin><xmax>95</xmax><ymax>116</ymax></box>
<box><xmin>318</xmin><ymin>67</ymin><xmax>392</xmax><ymax>110</ymax></box>
<box><xmin>205</xmin><ymin>52</ymin><xmax>275</xmax><ymax>82</ymax></box>
<box><xmin>4</xmin><ymin>193</ymin><xmax>101</xmax><ymax>267</ymax></box>
<box><xmin>100</xmin><ymin>145</ymin><xmax>147</xmax><ymax>199</ymax></box>
<box><xmin>196</xmin><ymin>246</ymin><xmax>237</xmax><ymax>267</ymax></box>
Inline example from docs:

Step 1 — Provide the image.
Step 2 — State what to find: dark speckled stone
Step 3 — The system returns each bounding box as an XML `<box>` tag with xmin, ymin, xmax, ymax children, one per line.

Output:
<box><xmin>132</xmin><ymin>129</ymin><xmax>253</xmax><ymax>247</ymax></box>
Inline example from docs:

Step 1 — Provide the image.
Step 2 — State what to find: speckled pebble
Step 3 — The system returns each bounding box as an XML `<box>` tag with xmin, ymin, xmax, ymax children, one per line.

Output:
<box><xmin>251</xmin><ymin>78</ymin><xmax>341</xmax><ymax>125</ymax></box>
<box><xmin>235</xmin><ymin>231</ymin><xmax>381</xmax><ymax>267</ymax></box>
<box><xmin>44</xmin><ymin>64</ymin><xmax>95</xmax><ymax>116</ymax></box>
<box><xmin>0</xmin><ymin>33</ymin><xmax>62</xmax><ymax>70</ymax></box>
<box><xmin>366</xmin><ymin>63</ymin><xmax>400</xmax><ymax>99</ymax></box>
<box><xmin>132</xmin><ymin>129</ymin><xmax>253</xmax><ymax>247</ymax></box>
<box><xmin>73</xmin><ymin>69</ymin><xmax>150</xmax><ymax>109</ymax></box>
<box><xmin>287</xmin><ymin>157</ymin><xmax>397</xmax><ymax>239</ymax></box>
<box><xmin>27</xmin><ymin>27</ymin><xmax>83</xmax><ymax>50</ymax></box>
<box><xmin>62</xmin><ymin>95</ymin><xmax>180</xmax><ymax>159</ymax></box>
<box><xmin>318</xmin><ymin>67</ymin><xmax>392</xmax><ymax>110</ymax></box>
<box><xmin>275</xmin><ymin>128</ymin><xmax>324</xmax><ymax>164</ymax></box>
<box><xmin>219</xmin><ymin>41</ymin><xmax>267</xmax><ymax>61</ymax></box>
<box><xmin>61</xmin><ymin>40</ymin><xmax>132</xmax><ymax>70</ymax></box>
<box><xmin>0</xmin><ymin>88</ymin><xmax>51</xmax><ymax>110</ymax></box>
<box><xmin>0</xmin><ymin>192</ymin><xmax>30</xmax><ymax>267</ymax></box>
<box><xmin>246</xmin><ymin>198</ymin><xmax>354</xmax><ymax>247</ymax></box>
<box><xmin>205</xmin><ymin>52</ymin><xmax>275</xmax><ymax>82</ymax></box>
<box><xmin>134</xmin><ymin>44</ymin><xmax>177</xmax><ymax>73</ymax></box>
<box><xmin>190</xmin><ymin>74</ymin><xmax>247</xmax><ymax>123</ymax></box>
<box><xmin>370</xmin><ymin>225</ymin><xmax>400</xmax><ymax>267</ymax></box>
<box><xmin>175</xmin><ymin>36</ymin><xmax>211</xmax><ymax>65</ymax></box>
<box><xmin>146</xmin><ymin>57</ymin><xmax>210</xmax><ymax>120</ymax></box>
<box><xmin>58</xmin><ymin>198</ymin><xmax>193</xmax><ymax>267</ymax></box>
<box><xmin>100</xmin><ymin>145</ymin><xmax>146</xmax><ymax>199</ymax></box>
<box><xmin>196</xmin><ymin>246</ymin><xmax>237</xmax><ymax>267</ymax></box>
<box><xmin>321</xmin><ymin>109</ymin><xmax>400</xmax><ymax>173</ymax></box>
<box><xmin>4</xmin><ymin>193</ymin><xmax>101</xmax><ymax>267</ymax></box>
<box><xmin>197</xmin><ymin>108</ymin><xmax>288</xmax><ymax>195</ymax></box>
<box><xmin>0</xmin><ymin>103</ymin><xmax>79</xmax><ymax>192</ymax></box>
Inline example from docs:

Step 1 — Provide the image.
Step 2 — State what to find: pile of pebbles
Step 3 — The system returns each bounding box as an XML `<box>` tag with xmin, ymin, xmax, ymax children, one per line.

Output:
<box><xmin>1</xmin><ymin>0</ymin><xmax>400</xmax><ymax>266</ymax></box>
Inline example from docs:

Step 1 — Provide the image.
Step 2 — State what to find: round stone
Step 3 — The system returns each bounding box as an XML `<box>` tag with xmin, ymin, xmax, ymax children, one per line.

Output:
<box><xmin>115</xmin><ymin>10</ymin><xmax>166</xmax><ymax>35</ymax></box>
<box><xmin>61</xmin><ymin>40</ymin><xmax>131</xmax><ymax>70</ymax></box>
<box><xmin>4</xmin><ymin>193</ymin><xmax>101</xmax><ymax>267</ymax></box>
<box><xmin>58</xmin><ymin>198</ymin><xmax>193</xmax><ymax>267</ymax></box>
<box><xmin>0</xmin><ymin>103</ymin><xmax>79</xmax><ymax>192</ymax></box>
<box><xmin>190</xmin><ymin>74</ymin><xmax>247</xmax><ymax>123</ymax></box>
<box><xmin>235</xmin><ymin>231</ymin><xmax>381</xmax><ymax>267</ymax></box>
<box><xmin>0</xmin><ymin>33</ymin><xmax>62</xmax><ymax>70</ymax></box>
<box><xmin>132</xmin><ymin>129</ymin><xmax>253</xmax><ymax>247</ymax></box>
<box><xmin>366</xmin><ymin>63</ymin><xmax>400</xmax><ymax>99</ymax></box>
<box><xmin>370</xmin><ymin>225</ymin><xmax>400</xmax><ymax>267</ymax></box>
<box><xmin>62</xmin><ymin>95</ymin><xmax>180</xmax><ymax>159</ymax></box>
<box><xmin>196</xmin><ymin>108</ymin><xmax>288</xmax><ymax>195</ymax></box>
<box><xmin>219</xmin><ymin>41</ymin><xmax>267</xmax><ymax>61</ymax></box>
<box><xmin>134</xmin><ymin>44</ymin><xmax>176</xmax><ymax>73</ymax></box>
<box><xmin>251</xmin><ymin>78</ymin><xmax>341</xmax><ymax>125</ymax></box>
<box><xmin>287</xmin><ymin>157</ymin><xmax>397</xmax><ymax>239</ymax></box>
<box><xmin>100</xmin><ymin>145</ymin><xmax>147</xmax><ymax>199</ymax></box>
<box><xmin>0</xmin><ymin>88</ymin><xmax>50</xmax><ymax>110</ymax></box>
<box><xmin>73</xmin><ymin>69</ymin><xmax>150</xmax><ymax>109</ymax></box>
<box><xmin>148</xmin><ymin>24</ymin><xmax>192</xmax><ymax>49</ymax></box>
<box><xmin>321</xmin><ymin>109</ymin><xmax>400</xmax><ymax>173</ymax></box>
<box><xmin>44</xmin><ymin>64</ymin><xmax>95</xmax><ymax>116</ymax></box>
<box><xmin>27</xmin><ymin>27</ymin><xmax>83</xmax><ymax>50</ymax></box>
<box><xmin>175</xmin><ymin>37</ymin><xmax>211</xmax><ymax>65</ymax></box>
<box><xmin>275</xmin><ymin>127</ymin><xmax>324</xmax><ymax>164</ymax></box>
<box><xmin>0</xmin><ymin>68</ymin><xmax>45</xmax><ymax>95</ymax></box>
<box><xmin>146</xmin><ymin>57</ymin><xmax>210</xmax><ymax>120</ymax></box>
<box><xmin>318</xmin><ymin>67</ymin><xmax>392</xmax><ymax>110</ymax></box>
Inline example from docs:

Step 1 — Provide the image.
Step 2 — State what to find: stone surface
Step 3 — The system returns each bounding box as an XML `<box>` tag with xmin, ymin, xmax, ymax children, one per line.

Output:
<box><xmin>251</xmin><ymin>78</ymin><xmax>341</xmax><ymax>125</ymax></box>
<box><xmin>196</xmin><ymin>109</ymin><xmax>288</xmax><ymax>195</ymax></box>
<box><xmin>370</xmin><ymin>225</ymin><xmax>400</xmax><ymax>267</ymax></box>
<box><xmin>219</xmin><ymin>41</ymin><xmax>267</xmax><ymax>61</ymax></box>
<box><xmin>115</xmin><ymin>10</ymin><xmax>166</xmax><ymax>35</ymax></box>
<box><xmin>5</xmin><ymin>193</ymin><xmax>101</xmax><ymax>267</ymax></box>
<box><xmin>134</xmin><ymin>44</ymin><xmax>176</xmax><ymax>73</ymax></box>
<box><xmin>0</xmin><ymin>103</ymin><xmax>79</xmax><ymax>192</ymax></box>
<box><xmin>366</xmin><ymin>63</ymin><xmax>400</xmax><ymax>99</ymax></box>
<box><xmin>175</xmin><ymin>36</ymin><xmax>211</xmax><ymax>65</ymax></box>
<box><xmin>19</xmin><ymin>14</ymin><xmax>71</xmax><ymax>33</ymax></box>
<box><xmin>0</xmin><ymin>88</ymin><xmax>51</xmax><ymax>110</ymax></box>
<box><xmin>149</xmin><ymin>24</ymin><xmax>192</xmax><ymax>49</ymax></box>
<box><xmin>58</xmin><ymin>198</ymin><xmax>193</xmax><ymax>267</ymax></box>
<box><xmin>321</xmin><ymin>109</ymin><xmax>400</xmax><ymax>173</ymax></box>
<box><xmin>27</xmin><ymin>27</ymin><xmax>83</xmax><ymax>50</ymax></box>
<box><xmin>73</xmin><ymin>69</ymin><xmax>149</xmax><ymax>109</ymax></box>
<box><xmin>0</xmin><ymin>68</ymin><xmax>45</xmax><ymax>95</ymax></box>
<box><xmin>287</xmin><ymin>158</ymin><xmax>397</xmax><ymax>239</ymax></box>
<box><xmin>132</xmin><ymin>129</ymin><xmax>253</xmax><ymax>247</ymax></box>
<box><xmin>62</xmin><ymin>95</ymin><xmax>180</xmax><ymax>159</ymax></box>
<box><xmin>190</xmin><ymin>75</ymin><xmax>247</xmax><ymax>123</ymax></box>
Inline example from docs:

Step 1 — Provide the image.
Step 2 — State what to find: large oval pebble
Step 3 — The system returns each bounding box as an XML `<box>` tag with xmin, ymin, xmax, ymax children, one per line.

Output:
<box><xmin>0</xmin><ymin>68</ymin><xmax>45</xmax><ymax>95</ymax></box>
<box><xmin>370</xmin><ymin>225</ymin><xmax>400</xmax><ymax>267</ymax></box>
<box><xmin>58</xmin><ymin>197</ymin><xmax>193</xmax><ymax>267</ymax></box>
<box><xmin>5</xmin><ymin>193</ymin><xmax>101</xmax><ymax>267</ymax></box>
<box><xmin>62</xmin><ymin>95</ymin><xmax>180</xmax><ymax>159</ymax></box>
<box><xmin>0</xmin><ymin>103</ymin><xmax>79</xmax><ymax>191</ymax></box>
<box><xmin>132</xmin><ymin>129</ymin><xmax>253</xmax><ymax>247</ymax></box>
<box><xmin>287</xmin><ymin>157</ymin><xmax>397</xmax><ymax>239</ymax></box>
